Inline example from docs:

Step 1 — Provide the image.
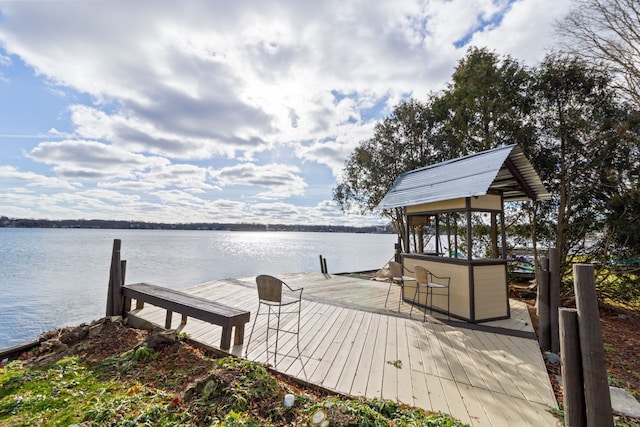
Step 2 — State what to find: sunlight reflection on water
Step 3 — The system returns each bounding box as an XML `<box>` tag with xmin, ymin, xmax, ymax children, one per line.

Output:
<box><xmin>0</xmin><ymin>228</ymin><xmax>396</xmax><ymax>348</ymax></box>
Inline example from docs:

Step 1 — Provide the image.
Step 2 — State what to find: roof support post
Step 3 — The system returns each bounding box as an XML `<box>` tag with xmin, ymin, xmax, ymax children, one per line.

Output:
<box><xmin>466</xmin><ymin>198</ymin><xmax>475</xmax><ymax>321</ymax></box>
<box><xmin>466</xmin><ymin>198</ymin><xmax>473</xmax><ymax>261</ymax></box>
<box><xmin>500</xmin><ymin>194</ymin><xmax>507</xmax><ymax>260</ymax></box>
<box><xmin>435</xmin><ymin>215</ymin><xmax>440</xmax><ymax>255</ymax></box>
<box><xmin>404</xmin><ymin>207</ymin><xmax>410</xmax><ymax>254</ymax></box>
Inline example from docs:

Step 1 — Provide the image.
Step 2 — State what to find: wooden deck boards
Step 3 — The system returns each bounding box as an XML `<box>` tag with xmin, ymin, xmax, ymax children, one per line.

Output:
<box><xmin>129</xmin><ymin>272</ymin><xmax>559</xmax><ymax>426</ymax></box>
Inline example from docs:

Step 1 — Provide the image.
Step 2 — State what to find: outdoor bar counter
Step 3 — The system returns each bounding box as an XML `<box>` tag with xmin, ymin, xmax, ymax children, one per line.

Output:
<box><xmin>376</xmin><ymin>146</ymin><xmax>551</xmax><ymax>324</ymax></box>
<box><xmin>401</xmin><ymin>253</ymin><xmax>509</xmax><ymax>323</ymax></box>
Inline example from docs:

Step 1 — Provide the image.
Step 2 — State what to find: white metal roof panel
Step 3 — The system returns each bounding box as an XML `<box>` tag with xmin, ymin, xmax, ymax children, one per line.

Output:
<box><xmin>377</xmin><ymin>145</ymin><xmax>550</xmax><ymax>210</ymax></box>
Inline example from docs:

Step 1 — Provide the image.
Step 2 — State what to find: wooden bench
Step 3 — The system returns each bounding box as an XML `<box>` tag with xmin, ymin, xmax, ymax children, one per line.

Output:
<box><xmin>122</xmin><ymin>282</ymin><xmax>250</xmax><ymax>351</ymax></box>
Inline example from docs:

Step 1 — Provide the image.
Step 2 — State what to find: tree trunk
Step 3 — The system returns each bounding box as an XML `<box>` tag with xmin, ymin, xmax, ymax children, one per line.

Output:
<box><xmin>557</xmin><ymin>103</ymin><xmax>568</xmax><ymax>278</ymax></box>
<box><xmin>529</xmin><ymin>202</ymin><xmax>540</xmax><ymax>272</ymax></box>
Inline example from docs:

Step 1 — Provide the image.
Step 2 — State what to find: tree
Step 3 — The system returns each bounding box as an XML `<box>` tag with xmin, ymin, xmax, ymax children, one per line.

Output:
<box><xmin>440</xmin><ymin>47</ymin><xmax>537</xmax><ymax>154</ymax></box>
<box><xmin>333</xmin><ymin>98</ymin><xmax>447</xmax><ymax>251</ymax></box>
<box><xmin>438</xmin><ymin>47</ymin><xmax>544</xmax><ymax>263</ymax></box>
<box><xmin>334</xmin><ymin>48</ymin><xmax>538</xmax><ymax>253</ymax></box>
<box><xmin>531</xmin><ymin>54</ymin><xmax>638</xmax><ymax>294</ymax></box>
<box><xmin>593</xmin><ymin>109</ymin><xmax>640</xmax><ymax>302</ymax></box>
<box><xmin>557</xmin><ymin>0</ymin><xmax>640</xmax><ymax>108</ymax></box>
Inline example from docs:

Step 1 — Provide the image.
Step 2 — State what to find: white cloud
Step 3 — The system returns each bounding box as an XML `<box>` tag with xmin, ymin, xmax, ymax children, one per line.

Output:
<box><xmin>0</xmin><ymin>52</ymin><xmax>10</xmax><ymax>82</ymax></box>
<box><xmin>468</xmin><ymin>0</ymin><xmax>572</xmax><ymax>64</ymax></box>
<box><xmin>26</xmin><ymin>139</ymin><xmax>168</xmax><ymax>179</ymax></box>
<box><xmin>0</xmin><ymin>53</ymin><xmax>10</xmax><ymax>66</ymax></box>
<box><xmin>0</xmin><ymin>165</ymin><xmax>77</xmax><ymax>189</ymax></box>
<box><xmin>0</xmin><ymin>0</ymin><xmax>571</xmax><ymax>224</ymax></box>
<box><xmin>213</xmin><ymin>163</ymin><xmax>307</xmax><ymax>199</ymax></box>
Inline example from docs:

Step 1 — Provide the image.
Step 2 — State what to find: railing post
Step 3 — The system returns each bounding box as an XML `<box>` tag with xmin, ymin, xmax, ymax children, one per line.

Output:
<box><xmin>559</xmin><ymin>307</ymin><xmax>586</xmax><ymax>427</ymax></box>
<box><xmin>538</xmin><ymin>256</ymin><xmax>551</xmax><ymax>351</ymax></box>
<box><xmin>573</xmin><ymin>264</ymin><xmax>613</xmax><ymax>427</ymax></box>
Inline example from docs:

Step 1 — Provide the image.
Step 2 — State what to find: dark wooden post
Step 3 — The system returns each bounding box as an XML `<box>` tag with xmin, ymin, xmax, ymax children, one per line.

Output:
<box><xmin>120</xmin><ymin>259</ymin><xmax>126</xmax><ymax>286</ymax></box>
<box><xmin>121</xmin><ymin>259</ymin><xmax>130</xmax><ymax>312</ymax></box>
<box><xmin>559</xmin><ymin>307</ymin><xmax>586</xmax><ymax>427</ymax></box>
<box><xmin>549</xmin><ymin>247</ymin><xmax>561</xmax><ymax>354</ymax></box>
<box><xmin>106</xmin><ymin>239</ymin><xmax>123</xmax><ymax>316</ymax></box>
<box><xmin>538</xmin><ymin>256</ymin><xmax>550</xmax><ymax>351</ymax></box>
<box><xmin>490</xmin><ymin>212</ymin><xmax>498</xmax><ymax>258</ymax></box>
<box><xmin>319</xmin><ymin>255</ymin><xmax>329</xmax><ymax>274</ymax></box>
<box><xmin>573</xmin><ymin>264</ymin><xmax>613</xmax><ymax>427</ymax></box>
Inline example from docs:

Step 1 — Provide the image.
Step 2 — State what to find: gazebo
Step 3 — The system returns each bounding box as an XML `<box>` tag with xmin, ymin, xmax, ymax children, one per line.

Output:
<box><xmin>378</xmin><ymin>144</ymin><xmax>550</xmax><ymax>322</ymax></box>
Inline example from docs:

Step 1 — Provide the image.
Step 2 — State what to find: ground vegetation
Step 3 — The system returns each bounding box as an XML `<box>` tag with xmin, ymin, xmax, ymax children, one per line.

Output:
<box><xmin>0</xmin><ymin>317</ymin><xmax>465</xmax><ymax>426</ymax></box>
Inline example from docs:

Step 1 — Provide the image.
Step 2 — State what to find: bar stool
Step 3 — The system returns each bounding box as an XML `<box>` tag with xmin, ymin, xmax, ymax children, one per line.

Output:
<box><xmin>245</xmin><ymin>275</ymin><xmax>303</xmax><ymax>365</ymax></box>
<box><xmin>384</xmin><ymin>261</ymin><xmax>412</xmax><ymax>311</ymax></box>
<box><xmin>411</xmin><ymin>265</ymin><xmax>450</xmax><ymax>321</ymax></box>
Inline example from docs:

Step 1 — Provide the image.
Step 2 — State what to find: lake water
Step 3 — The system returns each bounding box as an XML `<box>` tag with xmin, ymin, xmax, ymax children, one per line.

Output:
<box><xmin>0</xmin><ymin>228</ymin><xmax>397</xmax><ymax>349</ymax></box>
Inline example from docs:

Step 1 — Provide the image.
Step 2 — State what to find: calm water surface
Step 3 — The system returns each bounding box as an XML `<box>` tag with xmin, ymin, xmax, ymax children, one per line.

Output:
<box><xmin>0</xmin><ymin>228</ymin><xmax>396</xmax><ymax>348</ymax></box>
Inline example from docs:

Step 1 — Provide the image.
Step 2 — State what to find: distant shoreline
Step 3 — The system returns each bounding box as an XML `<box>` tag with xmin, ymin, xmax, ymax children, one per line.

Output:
<box><xmin>0</xmin><ymin>216</ymin><xmax>393</xmax><ymax>234</ymax></box>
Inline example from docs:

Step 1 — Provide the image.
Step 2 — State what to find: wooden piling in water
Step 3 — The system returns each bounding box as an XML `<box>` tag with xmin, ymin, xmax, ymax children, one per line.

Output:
<box><xmin>319</xmin><ymin>255</ymin><xmax>328</xmax><ymax>274</ymax></box>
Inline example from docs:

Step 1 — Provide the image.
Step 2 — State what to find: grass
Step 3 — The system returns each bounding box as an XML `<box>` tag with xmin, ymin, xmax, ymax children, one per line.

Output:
<box><xmin>0</xmin><ymin>320</ymin><xmax>469</xmax><ymax>426</ymax></box>
<box><xmin>0</xmin><ymin>356</ymin><xmax>193</xmax><ymax>426</ymax></box>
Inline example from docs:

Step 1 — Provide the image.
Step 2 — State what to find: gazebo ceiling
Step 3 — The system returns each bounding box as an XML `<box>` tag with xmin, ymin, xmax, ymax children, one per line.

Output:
<box><xmin>377</xmin><ymin>144</ymin><xmax>551</xmax><ymax>210</ymax></box>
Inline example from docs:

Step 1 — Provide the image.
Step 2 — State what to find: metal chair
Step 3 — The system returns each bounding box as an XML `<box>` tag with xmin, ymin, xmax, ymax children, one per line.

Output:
<box><xmin>245</xmin><ymin>274</ymin><xmax>303</xmax><ymax>365</ymax></box>
<box><xmin>384</xmin><ymin>261</ymin><xmax>409</xmax><ymax>311</ymax></box>
<box><xmin>411</xmin><ymin>265</ymin><xmax>450</xmax><ymax>321</ymax></box>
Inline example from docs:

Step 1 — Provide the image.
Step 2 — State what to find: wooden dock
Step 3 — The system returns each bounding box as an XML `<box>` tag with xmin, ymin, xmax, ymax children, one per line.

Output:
<box><xmin>128</xmin><ymin>272</ymin><xmax>559</xmax><ymax>426</ymax></box>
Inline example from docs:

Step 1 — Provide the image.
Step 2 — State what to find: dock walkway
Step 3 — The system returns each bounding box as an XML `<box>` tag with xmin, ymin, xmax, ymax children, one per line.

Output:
<box><xmin>129</xmin><ymin>272</ymin><xmax>559</xmax><ymax>426</ymax></box>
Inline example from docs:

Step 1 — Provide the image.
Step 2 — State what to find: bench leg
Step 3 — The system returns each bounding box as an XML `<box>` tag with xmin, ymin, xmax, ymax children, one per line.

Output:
<box><xmin>181</xmin><ymin>314</ymin><xmax>188</xmax><ymax>325</ymax></box>
<box><xmin>165</xmin><ymin>310</ymin><xmax>173</xmax><ymax>329</ymax></box>
<box><xmin>135</xmin><ymin>299</ymin><xmax>145</xmax><ymax>310</ymax></box>
<box><xmin>123</xmin><ymin>296</ymin><xmax>132</xmax><ymax>313</ymax></box>
<box><xmin>220</xmin><ymin>327</ymin><xmax>232</xmax><ymax>351</ymax></box>
<box><xmin>234</xmin><ymin>324</ymin><xmax>245</xmax><ymax>346</ymax></box>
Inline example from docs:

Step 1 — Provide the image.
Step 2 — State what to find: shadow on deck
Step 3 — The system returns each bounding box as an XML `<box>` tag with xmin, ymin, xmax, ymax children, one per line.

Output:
<box><xmin>128</xmin><ymin>272</ymin><xmax>559</xmax><ymax>427</ymax></box>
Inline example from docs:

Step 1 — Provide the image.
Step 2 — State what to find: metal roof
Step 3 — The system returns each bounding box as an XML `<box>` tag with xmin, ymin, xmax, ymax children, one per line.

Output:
<box><xmin>377</xmin><ymin>144</ymin><xmax>551</xmax><ymax>210</ymax></box>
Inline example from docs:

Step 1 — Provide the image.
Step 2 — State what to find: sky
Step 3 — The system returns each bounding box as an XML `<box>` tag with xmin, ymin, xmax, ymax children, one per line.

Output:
<box><xmin>0</xmin><ymin>0</ymin><xmax>572</xmax><ymax>226</ymax></box>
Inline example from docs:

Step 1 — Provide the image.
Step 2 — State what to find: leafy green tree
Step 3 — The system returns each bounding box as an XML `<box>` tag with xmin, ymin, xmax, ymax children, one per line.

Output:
<box><xmin>334</xmin><ymin>48</ymin><xmax>538</xmax><ymax>253</ymax></box>
<box><xmin>531</xmin><ymin>54</ymin><xmax>639</xmax><ymax>293</ymax></box>
<box><xmin>592</xmin><ymin>109</ymin><xmax>640</xmax><ymax>303</ymax></box>
<box><xmin>439</xmin><ymin>47</ymin><xmax>541</xmax><ymax>262</ymax></box>
<box><xmin>335</xmin><ymin>49</ymin><xmax>640</xmax><ymax>307</ymax></box>
<box><xmin>440</xmin><ymin>47</ymin><xmax>537</xmax><ymax>154</ymax></box>
<box><xmin>333</xmin><ymin>97</ymin><xmax>448</xmax><ymax>251</ymax></box>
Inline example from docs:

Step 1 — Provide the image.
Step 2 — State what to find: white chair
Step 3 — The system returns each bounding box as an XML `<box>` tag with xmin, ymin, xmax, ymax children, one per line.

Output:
<box><xmin>411</xmin><ymin>265</ymin><xmax>450</xmax><ymax>321</ymax></box>
<box><xmin>245</xmin><ymin>275</ymin><xmax>303</xmax><ymax>365</ymax></box>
